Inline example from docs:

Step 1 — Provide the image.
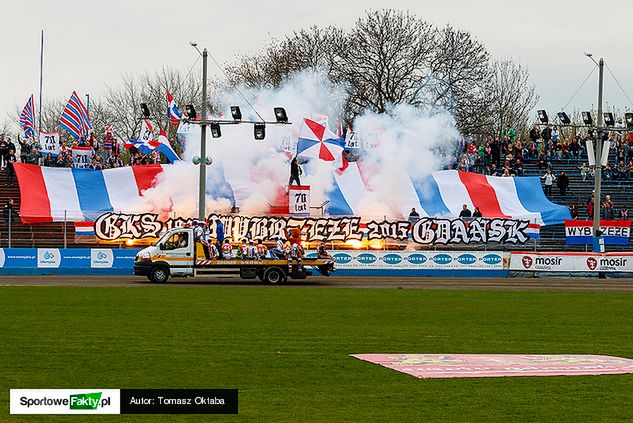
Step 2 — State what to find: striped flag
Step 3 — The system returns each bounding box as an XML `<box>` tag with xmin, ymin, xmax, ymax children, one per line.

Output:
<box><xmin>167</xmin><ymin>90</ymin><xmax>182</xmax><ymax>126</ymax></box>
<box><xmin>59</xmin><ymin>91</ymin><xmax>92</xmax><ymax>140</ymax></box>
<box><xmin>19</xmin><ymin>95</ymin><xmax>35</xmax><ymax>138</ymax></box>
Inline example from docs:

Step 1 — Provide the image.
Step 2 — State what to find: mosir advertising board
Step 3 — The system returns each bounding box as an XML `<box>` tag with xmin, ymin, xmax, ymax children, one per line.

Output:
<box><xmin>510</xmin><ymin>252</ymin><xmax>633</xmax><ymax>272</ymax></box>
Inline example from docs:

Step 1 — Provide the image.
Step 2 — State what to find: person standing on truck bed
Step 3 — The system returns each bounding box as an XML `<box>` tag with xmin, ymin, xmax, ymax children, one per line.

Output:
<box><xmin>215</xmin><ymin>219</ymin><xmax>225</xmax><ymax>259</ymax></box>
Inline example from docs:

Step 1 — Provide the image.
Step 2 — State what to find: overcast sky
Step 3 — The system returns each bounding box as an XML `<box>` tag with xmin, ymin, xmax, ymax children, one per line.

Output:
<box><xmin>2</xmin><ymin>0</ymin><xmax>632</xmax><ymax>132</ymax></box>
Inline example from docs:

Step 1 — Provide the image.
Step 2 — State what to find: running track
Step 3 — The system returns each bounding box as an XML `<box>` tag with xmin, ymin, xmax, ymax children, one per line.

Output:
<box><xmin>2</xmin><ymin>276</ymin><xmax>633</xmax><ymax>292</ymax></box>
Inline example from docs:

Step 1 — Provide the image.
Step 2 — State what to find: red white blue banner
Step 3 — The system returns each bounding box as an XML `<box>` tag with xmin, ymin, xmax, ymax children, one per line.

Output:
<box><xmin>565</xmin><ymin>220</ymin><xmax>631</xmax><ymax>245</ymax></box>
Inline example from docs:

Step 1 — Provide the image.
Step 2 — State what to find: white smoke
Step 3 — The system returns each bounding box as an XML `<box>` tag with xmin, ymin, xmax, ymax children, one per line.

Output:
<box><xmin>139</xmin><ymin>70</ymin><xmax>460</xmax><ymax>219</ymax></box>
<box><xmin>352</xmin><ymin>104</ymin><xmax>459</xmax><ymax>217</ymax></box>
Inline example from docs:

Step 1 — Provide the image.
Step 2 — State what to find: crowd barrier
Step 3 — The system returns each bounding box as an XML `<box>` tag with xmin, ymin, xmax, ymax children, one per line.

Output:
<box><xmin>309</xmin><ymin>250</ymin><xmax>509</xmax><ymax>277</ymax></box>
<box><xmin>0</xmin><ymin>248</ymin><xmax>510</xmax><ymax>277</ymax></box>
<box><xmin>5</xmin><ymin>248</ymin><xmax>632</xmax><ymax>277</ymax></box>
<box><xmin>0</xmin><ymin>248</ymin><xmax>140</xmax><ymax>275</ymax></box>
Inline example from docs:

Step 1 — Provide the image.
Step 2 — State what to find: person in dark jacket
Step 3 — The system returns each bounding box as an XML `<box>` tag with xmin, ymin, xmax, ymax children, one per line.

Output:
<box><xmin>5</xmin><ymin>149</ymin><xmax>16</xmax><ymax>185</ymax></box>
<box><xmin>602</xmin><ymin>202</ymin><xmax>616</xmax><ymax>220</ymax></box>
<box><xmin>459</xmin><ymin>204</ymin><xmax>472</xmax><ymax>218</ymax></box>
<box><xmin>215</xmin><ymin>219</ymin><xmax>225</xmax><ymax>259</ymax></box>
<box><xmin>472</xmin><ymin>206</ymin><xmax>483</xmax><ymax>218</ymax></box>
<box><xmin>289</xmin><ymin>157</ymin><xmax>302</xmax><ymax>186</ymax></box>
<box><xmin>557</xmin><ymin>171</ymin><xmax>569</xmax><ymax>196</ymax></box>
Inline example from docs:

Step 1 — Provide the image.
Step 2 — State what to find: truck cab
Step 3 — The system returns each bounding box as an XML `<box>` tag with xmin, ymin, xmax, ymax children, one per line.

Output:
<box><xmin>134</xmin><ymin>227</ymin><xmax>335</xmax><ymax>284</ymax></box>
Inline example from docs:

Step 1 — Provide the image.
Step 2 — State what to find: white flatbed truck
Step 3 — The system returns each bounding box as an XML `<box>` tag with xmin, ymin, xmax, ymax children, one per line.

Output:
<box><xmin>133</xmin><ymin>227</ymin><xmax>334</xmax><ymax>284</ymax></box>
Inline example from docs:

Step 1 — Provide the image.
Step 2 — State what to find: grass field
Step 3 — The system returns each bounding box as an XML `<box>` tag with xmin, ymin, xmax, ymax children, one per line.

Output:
<box><xmin>2</xmin><ymin>285</ymin><xmax>633</xmax><ymax>422</ymax></box>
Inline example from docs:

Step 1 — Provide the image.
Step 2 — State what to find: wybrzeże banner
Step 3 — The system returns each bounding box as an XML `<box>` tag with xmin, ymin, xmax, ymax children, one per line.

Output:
<box><xmin>564</xmin><ymin>220</ymin><xmax>631</xmax><ymax>245</ymax></box>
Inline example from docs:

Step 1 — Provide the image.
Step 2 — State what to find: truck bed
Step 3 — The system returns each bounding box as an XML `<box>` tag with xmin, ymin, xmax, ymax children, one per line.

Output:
<box><xmin>194</xmin><ymin>258</ymin><xmax>332</xmax><ymax>268</ymax></box>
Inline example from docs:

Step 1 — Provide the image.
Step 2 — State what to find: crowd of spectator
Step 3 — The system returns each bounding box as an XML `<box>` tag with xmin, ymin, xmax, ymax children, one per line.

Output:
<box><xmin>0</xmin><ymin>132</ymin><xmax>162</xmax><ymax>173</ymax></box>
<box><xmin>454</xmin><ymin>124</ymin><xmax>633</xmax><ymax>220</ymax></box>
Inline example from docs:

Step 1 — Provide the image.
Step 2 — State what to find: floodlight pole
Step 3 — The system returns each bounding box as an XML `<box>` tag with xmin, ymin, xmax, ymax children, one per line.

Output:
<box><xmin>592</xmin><ymin>57</ymin><xmax>604</xmax><ymax>251</ymax></box>
<box><xmin>199</xmin><ymin>48</ymin><xmax>208</xmax><ymax>221</ymax></box>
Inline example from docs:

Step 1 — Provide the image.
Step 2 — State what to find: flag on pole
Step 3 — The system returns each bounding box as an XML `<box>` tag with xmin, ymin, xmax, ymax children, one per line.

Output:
<box><xmin>59</xmin><ymin>91</ymin><xmax>92</xmax><ymax>140</ymax></box>
<box><xmin>139</xmin><ymin>119</ymin><xmax>154</xmax><ymax>143</ymax></box>
<box><xmin>336</xmin><ymin>117</ymin><xmax>344</xmax><ymax>138</ymax></box>
<box><xmin>167</xmin><ymin>90</ymin><xmax>182</xmax><ymax>126</ymax></box>
<box><xmin>125</xmin><ymin>120</ymin><xmax>156</xmax><ymax>154</ymax></box>
<box><xmin>155</xmin><ymin>128</ymin><xmax>181</xmax><ymax>163</ymax></box>
<box><xmin>296</xmin><ymin>118</ymin><xmax>345</xmax><ymax>161</ymax></box>
<box><xmin>19</xmin><ymin>95</ymin><xmax>35</xmax><ymax>138</ymax></box>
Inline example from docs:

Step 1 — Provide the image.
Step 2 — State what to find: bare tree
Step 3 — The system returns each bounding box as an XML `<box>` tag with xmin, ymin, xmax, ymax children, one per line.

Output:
<box><xmin>225</xmin><ymin>25</ymin><xmax>346</xmax><ymax>89</ymax></box>
<box><xmin>223</xmin><ymin>9</ymin><xmax>500</xmax><ymax>136</ymax></box>
<box><xmin>485</xmin><ymin>59</ymin><xmax>539</xmax><ymax>138</ymax></box>
<box><xmin>335</xmin><ymin>10</ymin><xmax>436</xmax><ymax>115</ymax></box>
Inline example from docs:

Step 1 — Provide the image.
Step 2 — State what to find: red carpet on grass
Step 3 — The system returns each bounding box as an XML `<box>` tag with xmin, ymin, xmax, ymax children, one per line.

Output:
<box><xmin>351</xmin><ymin>354</ymin><xmax>633</xmax><ymax>379</ymax></box>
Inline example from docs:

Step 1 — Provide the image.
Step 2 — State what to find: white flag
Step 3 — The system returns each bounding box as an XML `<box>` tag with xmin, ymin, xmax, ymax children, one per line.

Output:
<box><xmin>39</xmin><ymin>131</ymin><xmax>60</xmax><ymax>156</ymax></box>
<box><xmin>289</xmin><ymin>185</ymin><xmax>310</xmax><ymax>215</ymax></box>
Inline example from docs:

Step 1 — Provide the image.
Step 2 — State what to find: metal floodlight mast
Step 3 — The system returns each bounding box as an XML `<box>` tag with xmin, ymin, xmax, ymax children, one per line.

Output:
<box><xmin>592</xmin><ymin>56</ymin><xmax>605</xmax><ymax>252</ymax></box>
<box><xmin>199</xmin><ymin>48</ymin><xmax>208</xmax><ymax>221</ymax></box>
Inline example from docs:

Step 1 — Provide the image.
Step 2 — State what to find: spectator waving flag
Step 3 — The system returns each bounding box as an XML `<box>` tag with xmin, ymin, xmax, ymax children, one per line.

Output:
<box><xmin>167</xmin><ymin>90</ymin><xmax>182</xmax><ymax>126</ymax></box>
<box><xmin>59</xmin><ymin>91</ymin><xmax>92</xmax><ymax>140</ymax></box>
<box><xmin>19</xmin><ymin>95</ymin><xmax>35</xmax><ymax>138</ymax></box>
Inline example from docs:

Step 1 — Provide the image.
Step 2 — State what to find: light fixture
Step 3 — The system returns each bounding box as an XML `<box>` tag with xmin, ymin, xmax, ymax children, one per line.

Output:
<box><xmin>204</xmin><ymin>157</ymin><xmax>213</xmax><ymax>166</ymax></box>
<box><xmin>603</xmin><ymin>112</ymin><xmax>615</xmax><ymax>127</ymax></box>
<box><xmin>254</xmin><ymin>122</ymin><xmax>266</xmax><ymax>140</ymax></box>
<box><xmin>537</xmin><ymin>110</ymin><xmax>548</xmax><ymax>124</ymax></box>
<box><xmin>230</xmin><ymin>106</ymin><xmax>242</xmax><ymax>121</ymax></box>
<box><xmin>582</xmin><ymin>111</ymin><xmax>593</xmax><ymax>125</ymax></box>
<box><xmin>274</xmin><ymin>107</ymin><xmax>288</xmax><ymax>123</ymax></box>
<box><xmin>557</xmin><ymin>112</ymin><xmax>571</xmax><ymax>125</ymax></box>
<box><xmin>192</xmin><ymin>156</ymin><xmax>201</xmax><ymax>165</ymax></box>
<box><xmin>210</xmin><ymin>122</ymin><xmax>221</xmax><ymax>138</ymax></box>
<box><xmin>185</xmin><ymin>104</ymin><xmax>197</xmax><ymax>120</ymax></box>
<box><xmin>140</xmin><ymin>103</ymin><xmax>150</xmax><ymax>118</ymax></box>
<box><xmin>625</xmin><ymin>113</ymin><xmax>633</xmax><ymax>128</ymax></box>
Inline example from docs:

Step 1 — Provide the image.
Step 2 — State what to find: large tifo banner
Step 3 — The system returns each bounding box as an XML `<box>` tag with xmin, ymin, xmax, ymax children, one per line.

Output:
<box><xmin>92</xmin><ymin>212</ymin><xmax>536</xmax><ymax>245</ymax></box>
<box><xmin>13</xmin><ymin>163</ymin><xmax>571</xmax><ymax>226</ymax></box>
<box><xmin>565</xmin><ymin>220</ymin><xmax>631</xmax><ymax>245</ymax></box>
<box><xmin>510</xmin><ymin>252</ymin><xmax>633</xmax><ymax>272</ymax></box>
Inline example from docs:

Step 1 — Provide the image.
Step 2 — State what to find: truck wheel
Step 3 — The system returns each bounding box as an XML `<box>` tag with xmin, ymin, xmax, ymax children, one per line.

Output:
<box><xmin>150</xmin><ymin>266</ymin><xmax>169</xmax><ymax>283</ymax></box>
<box><xmin>263</xmin><ymin>267</ymin><xmax>286</xmax><ymax>284</ymax></box>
